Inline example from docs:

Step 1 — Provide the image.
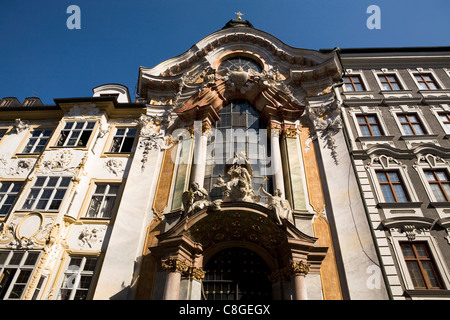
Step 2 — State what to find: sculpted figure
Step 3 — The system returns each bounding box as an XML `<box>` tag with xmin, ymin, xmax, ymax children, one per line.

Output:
<box><xmin>182</xmin><ymin>182</ymin><xmax>211</xmax><ymax>215</ymax></box>
<box><xmin>260</xmin><ymin>186</ymin><xmax>292</xmax><ymax>225</ymax></box>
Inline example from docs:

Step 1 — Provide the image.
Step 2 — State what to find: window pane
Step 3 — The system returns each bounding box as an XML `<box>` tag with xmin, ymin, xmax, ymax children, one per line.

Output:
<box><xmin>430</xmin><ymin>184</ymin><xmax>446</xmax><ymax>202</ymax></box>
<box><xmin>425</xmin><ymin>171</ymin><xmax>435</xmax><ymax>181</ymax></box>
<box><xmin>412</xmin><ymin>124</ymin><xmax>424</xmax><ymax>135</ymax></box>
<box><xmin>388</xmin><ymin>172</ymin><xmax>400</xmax><ymax>182</ymax></box>
<box><xmin>377</xmin><ymin>172</ymin><xmax>388</xmax><ymax>182</ymax></box>
<box><xmin>371</xmin><ymin>125</ymin><xmax>382</xmax><ymax>136</ymax></box>
<box><xmin>401</xmin><ymin>244</ymin><xmax>414</xmax><ymax>257</ymax></box>
<box><xmin>421</xmin><ymin>261</ymin><xmax>441</xmax><ymax>288</ymax></box>
<box><xmin>402</xmin><ymin>124</ymin><xmax>414</xmax><ymax>135</ymax></box>
<box><xmin>357</xmin><ymin>116</ymin><xmax>366</xmax><ymax>124</ymax></box>
<box><xmin>435</xmin><ymin>171</ymin><xmax>448</xmax><ymax>181</ymax></box>
<box><xmin>393</xmin><ymin>185</ymin><xmax>408</xmax><ymax>202</ymax></box>
<box><xmin>406</xmin><ymin>261</ymin><xmax>426</xmax><ymax>288</ymax></box>
<box><xmin>360</xmin><ymin>126</ymin><xmax>371</xmax><ymax>136</ymax></box>
<box><xmin>381</xmin><ymin>185</ymin><xmax>395</xmax><ymax>202</ymax></box>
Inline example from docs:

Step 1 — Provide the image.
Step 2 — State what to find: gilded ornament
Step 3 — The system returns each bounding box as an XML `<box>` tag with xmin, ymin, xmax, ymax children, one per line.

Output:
<box><xmin>161</xmin><ymin>257</ymin><xmax>189</xmax><ymax>273</ymax></box>
<box><xmin>289</xmin><ymin>260</ymin><xmax>311</xmax><ymax>276</ymax></box>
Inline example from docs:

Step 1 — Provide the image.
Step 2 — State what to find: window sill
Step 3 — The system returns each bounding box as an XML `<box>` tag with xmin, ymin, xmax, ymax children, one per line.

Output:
<box><xmin>356</xmin><ymin>136</ymin><xmax>395</xmax><ymax>142</ymax></box>
<box><xmin>49</xmin><ymin>145</ymin><xmax>89</xmax><ymax>151</ymax></box>
<box><xmin>377</xmin><ymin>202</ymin><xmax>423</xmax><ymax>209</ymax></box>
<box><xmin>13</xmin><ymin>153</ymin><xmax>42</xmax><ymax>158</ymax></box>
<box><xmin>79</xmin><ymin>217</ymin><xmax>111</xmax><ymax>225</ymax></box>
<box><xmin>101</xmin><ymin>152</ymin><xmax>133</xmax><ymax>158</ymax></box>
<box><xmin>429</xmin><ymin>202</ymin><xmax>450</xmax><ymax>208</ymax></box>
<box><xmin>404</xmin><ymin>289</ymin><xmax>450</xmax><ymax>298</ymax></box>
<box><xmin>399</xmin><ymin>134</ymin><xmax>438</xmax><ymax>140</ymax></box>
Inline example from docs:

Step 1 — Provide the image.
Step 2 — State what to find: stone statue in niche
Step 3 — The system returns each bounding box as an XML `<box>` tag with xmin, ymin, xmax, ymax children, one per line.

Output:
<box><xmin>260</xmin><ymin>186</ymin><xmax>292</xmax><ymax>225</ymax></box>
<box><xmin>182</xmin><ymin>182</ymin><xmax>211</xmax><ymax>215</ymax></box>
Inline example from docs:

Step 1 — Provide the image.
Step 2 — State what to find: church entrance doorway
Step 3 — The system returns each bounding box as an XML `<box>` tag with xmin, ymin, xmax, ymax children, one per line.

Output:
<box><xmin>202</xmin><ymin>247</ymin><xmax>272</xmax><ymax>300</ymax></box>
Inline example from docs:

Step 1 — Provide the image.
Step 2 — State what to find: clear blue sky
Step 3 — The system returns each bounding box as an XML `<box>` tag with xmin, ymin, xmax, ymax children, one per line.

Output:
<box><xmin>1</xmin><ymin>0</ymin><xmax>449</xmax><ymax>105</ymax></box>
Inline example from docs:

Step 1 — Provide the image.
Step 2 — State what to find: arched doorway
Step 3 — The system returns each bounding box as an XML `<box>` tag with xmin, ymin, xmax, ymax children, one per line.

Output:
<box><xmin>202</xmin><ymin>247</ymin><xmax>272</xmax><ymax>300</ymax></box>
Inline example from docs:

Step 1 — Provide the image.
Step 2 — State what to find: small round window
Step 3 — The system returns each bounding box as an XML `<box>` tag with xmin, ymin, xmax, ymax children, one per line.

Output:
<box><xmin>219</xmin><ymin>56</ymin><xmax>263</xmax><ymax>73</ymax></box>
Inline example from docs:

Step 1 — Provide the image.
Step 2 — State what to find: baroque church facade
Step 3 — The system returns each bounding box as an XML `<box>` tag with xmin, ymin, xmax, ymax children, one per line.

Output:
<box><xmin>0</xmin><ymin>18</ymin><xmax>449</xmax><ymax>300</ymax></box>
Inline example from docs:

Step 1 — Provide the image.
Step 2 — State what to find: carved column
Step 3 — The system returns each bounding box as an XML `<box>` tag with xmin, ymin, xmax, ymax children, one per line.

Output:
<box><xmin>269</xmin><ymin>121</ymin><xmax>285</xmax><ymax>199</ymax></box>
<box><xmin>161</xmin><ymin>257</ymin><xmax>189</xmax><ymax>300</ymax></box>
<box><xmin>289</xmin><ymin>260</ymin><xmax>310</xmax><ymax>300</ymax></box>
<box><xmin>190</xmin><ymin>121</ymin><xmax>211</xmax><ymax>189</ymax></box>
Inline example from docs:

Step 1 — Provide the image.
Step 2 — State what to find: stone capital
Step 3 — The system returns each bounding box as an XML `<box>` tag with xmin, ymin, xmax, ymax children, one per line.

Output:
<box><xmin>161</xmin><ymin>257</ymin><xmax>190</xmax><ymax>274</ymax></box>
<box><xmin>185</xmin><ymin>266</ymin><xmax>207</xmax><ymax>281</ymax></box>
<box><xmin>289</xmin><ymin>260</ymin><xmax>311</xmax><ymax>277</ymax></box>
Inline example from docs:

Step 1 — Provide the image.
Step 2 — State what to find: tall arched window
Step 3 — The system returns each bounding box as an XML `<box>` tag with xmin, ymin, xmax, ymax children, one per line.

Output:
<box><xmin>204</xmin><ymin>99</ymin><xmax>272</xmax><ymax>202</ymax></box>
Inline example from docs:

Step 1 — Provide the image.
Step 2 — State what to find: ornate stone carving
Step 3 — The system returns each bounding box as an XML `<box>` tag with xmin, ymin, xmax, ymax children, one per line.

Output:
<box><xmin>260</xmin><ymin>186</ymin><xmax>293</xmax><ymax>225</ymax></box>
<box><xmin>289</xmin><ymin>260</ymin><xmax>311</xmax><ymax>277</ymax></box>
<box><xmin>161</xmin><ymin>257</ymin><xmax>190</xmax><ymax>274</ymax></box>
<box><xmin>182</xmin><ymin>182</ymin><xmax>211</xmax><ymax>215</ymax></box>
<box><xmin>78</xmin><ymin>225</ymin><xmax>106</xmax><ymax>249</ymax></box>
<box><xmin>14</xmin><ymin>119</ymin><xmax>30</xmax><ymax>133</ymax></box>
<box><xmin>42</xmin><ymin>149</ymin><xmax>74</xmax><ymax>171</ymax></box>
<box><xmin>213</xmin><ymin>152</ymin><xmax>257</xmax><ymax>204</ymax></box>
<box><xmin>303</xmin><ymin>98</ymin><xmax>342</xmax><ymax>164</ymax></box>
<box><xmin>184</xmin><ymin>266</ymin><xmax>206</xmax><ymax>281</ymax></box>
<box><xmin>138</xmin><ymin>114</ymin><xmax>173</xmax><ymax>171</ymax></box>
<box><xmin>104</xmin><ymin>158</ymin><xmax>124</xmax><ymax>176</ymax></box>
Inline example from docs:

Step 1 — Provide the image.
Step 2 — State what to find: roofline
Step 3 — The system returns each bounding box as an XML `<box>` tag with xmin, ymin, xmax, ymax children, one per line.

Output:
<box><xmin>320</xmin><ymin>46</ymin><xmax>450</xmax><ymax>55</ymax></box>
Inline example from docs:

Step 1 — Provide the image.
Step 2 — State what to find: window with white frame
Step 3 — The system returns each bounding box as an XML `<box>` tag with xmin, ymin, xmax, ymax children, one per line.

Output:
<box><xmin>400</xmin><ymin>241</ymin><xmax>444</xmax><ymax>290</ymax></box>
<box><xmin>0</xmin><ymin>250</ymin><xmax>41</xmax><ymax>300</ymax></box>
<box><xmin>108</xmin><ymin>127</ymin><xmax>137</xmax><ymax>153</ymax></box>
<box><xmin>21</xmin><ymin>176</ymin><xmax>72</xmax><ymax>212</ymax></box>
<box><xmin>396</xmin><ymin>113</ymin><xmax>427</xmax><ymax>135</ymax></box>
<box><xmin>412</xmin><ymin>73</ymin><xmax>440</xmax><ymax>90</ymax></box>
<box><xmin>437</xmin><ymin>112</ymin><xmax>450</xmax><ymax>133</ymax></box>
<box><xmin>56</xmin><ymin>121</ymin><xmax>96</xmax><ymax>147</ymax></box>
<box><xmin>57</xmin><ymin>255</ymin><xmax>98</xmax><ymax>300</ymax></box>
<box><xmin>0</xmin><ymin>181</ymin><xmax>23</xmax><ymax>216</ymax></box>
<box><xmin>86</xmin><ymin>183</ymin><xmax>120</xmax><ymax>218</ymax></box>
<box><xmin>378</xmin><ymin>74</ymin><xmax>403</xmax><ymax>91</ymax></box>
<box><xmin>356</xmin><ymin>114</ymin><xmax>384</xmax><ymax>136</ymax></box>
<box><xmin>424</xmin><ymin>169</ymin><xmax>450</xmax><ymax>202</ymax></box>
<box><xmin>343</xmin><ymin>75</ymin><xmax>366</xmax><ymax>92</ymax></box>
<box><xmin>21</xmin><ymin>128</ymin><xmax>53</xmax><ymax>154</ymax></box>
<box><xmin>376</xmin><ymin>170</ymin><xmax>410</xmax><ymax>203</ymax></box>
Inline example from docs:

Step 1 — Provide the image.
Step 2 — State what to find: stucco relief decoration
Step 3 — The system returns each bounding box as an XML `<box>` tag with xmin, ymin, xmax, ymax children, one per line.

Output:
<box><xmin>366</xmin><ymin>154</ymin><xmax>407</xmax><ymax>170</ymax></box>
<box><xmin>303</xmin><ymin>98</ymin><xmax>342</xmax><ymax>164</ymax></box>
<box><xmin>138</xmin><ymin>114</ymin><xmax>173</xmax><ymax>171</ymax></box>
<box><xmin>0</xmin><ymin>214</ymin><xmax>54</xmax><ymax>250</ymax></box>
<box><xmin>42</xmin><ymin>149</ymin><xmax>74</xmax><ymax>171</ymax></box>
<box><xmin>78</xmin><ymin>225</ymin><xmax>106</xmax><ymax>249</ymax></box>
<box><xmin>414</xmin><ymin>153</ymin><xmax>449</xmax><ymax>168</ymax></box>
<box><xmin>218</xmin><ymin>66</ymin><xmax>300</xmax><ymax>105</ymax></box>
<box><xmin>0</xmin><ymin>158</ymin><xmax>35</xmax><ymax>176</ymax></box>
<box><xmin>14</xmin><ymin>118</ymin><xmax>30</xmax><ymax>134</ymax></box>
<box><xmin>67</xmin><ymin>103</ymin><xmax>101</xmax><ymax>117</ymax></box>
<box><xmin>104</xmin><ymin>158</ymin><xmax>124</xmax><ymax>176</ymax></box>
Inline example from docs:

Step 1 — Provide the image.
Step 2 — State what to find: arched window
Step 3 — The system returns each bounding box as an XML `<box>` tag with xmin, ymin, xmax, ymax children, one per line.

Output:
<box><xmin>219</xmin><ymin>56</ymin><xmax>263</xmax><ymax>73</ymax></box>
<box><xmin>204</xmin><ymin>99</ymin><xmax>272</xmax><ymax>202</ymax></box>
